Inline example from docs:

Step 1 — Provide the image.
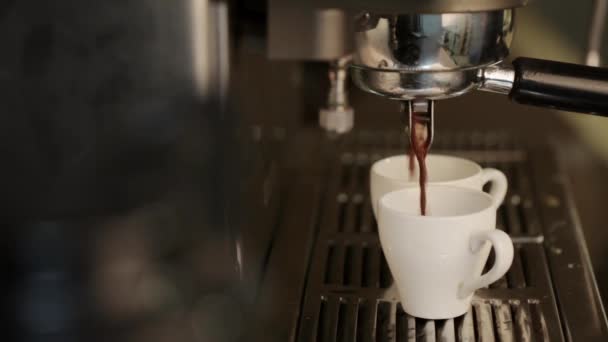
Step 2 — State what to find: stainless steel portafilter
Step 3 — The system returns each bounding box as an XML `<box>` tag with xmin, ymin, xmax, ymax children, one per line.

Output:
<box><xmin>352</xmin><ymin>10</ymin><xmax>515</xmax><ymax>101</ymax></box>
<box><xmin>351</xmin><ymin>10</ymin><xmax>608</xmax><ymax>145</ymax></box>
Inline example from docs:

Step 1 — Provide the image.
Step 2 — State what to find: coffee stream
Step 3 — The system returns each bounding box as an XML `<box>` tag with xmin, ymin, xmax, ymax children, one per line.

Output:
<box><xmin>408</xmin><ymin>145</ymin><xmax>415</xmax><ymax>178</ymax></box>
<box><xmin>408</xmin><ymin>112</ymin><xmax>429</xmax><ymax>215</ymax></box>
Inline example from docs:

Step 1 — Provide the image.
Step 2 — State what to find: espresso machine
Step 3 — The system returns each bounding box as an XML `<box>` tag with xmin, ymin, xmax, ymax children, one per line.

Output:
<box><xmin>2</xmin><ymin>1</ymin><xmax>608</xmax><ymax>342</ymax></box>
<box><xmin>259</xmin><ymin>1</ymin><xmax>608</xmax><ymax>342</ymax></box>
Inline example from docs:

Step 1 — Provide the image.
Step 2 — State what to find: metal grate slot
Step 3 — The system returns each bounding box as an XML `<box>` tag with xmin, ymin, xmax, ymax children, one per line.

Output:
<box><xmin>356</xmin><ymin>154</ymin><xmax>369</xmax><ymax>189</ymax></box>
<box><xmin>324</xmin><ymin>245</ymin><xmax>336</xmax><ymax>284</ymax></box>
<box><xmin>353</xmin><ymin>245</ymin><xmax>365</xmax><ymax>287</ymax></box>
<box><xmin>511</xmin><ymin>301</ymin><xmax>533</xmax><ymax>342</ymax></box>
<box><xmin>505</xmin><ymin>196</ymin><xmax>523</xmax><ymax>235</ymax></box>
<box><xmin>325</xmin><ymin>243</ymin><xmax>345</xmax><ymax>285</ymax></box>
<box><xmin>492</xmin><ymin>302</ymin><xmax>515</xmax><ymax>342</ymax></box>
<box><xmin>342</xmin><ymin>196</ymin><xmax>356</xmax><ymax>233</ymax></box>
<box><xmin>336</xmin><ymin>193</ymin><xmax>370</xmax><ymax>233</ymax></box>
<box><xmin>527</xmin><ymin>243</ymin><xmax>556</xmax><ymax>289</ymax></box>
<box><xmin>380</xmin><ymin>252</ymin><xmax>393</xmax><ymax>289</ymax></box>
<box><xmin>436</xmin><ymin>319</ymin><xmax>456</xmax><ymax>342</ymax></box>
<box><xmin>456</xmin><ymin>309</ymin><xmax>475</xmax><ymax>341</ymax></box>
<box><xmin>327</xmin><ymin>242</ymin><xmax>393</xmax><ymax>288</ymax></box>
<box><xmin>514</xmin><ymin>163</ymin><xmax>542</xmax><ymax>236</ymax></box>
<box><xmin>336</xmin><ymin>299</ymin><xmax>355</xmax><ymax>342</ymax></box>
<box><xmin>337</xmin><ymin>194</ymin><xmax>348</xmax><ymax>232</ymax></box>
<box><xmin>357</xmin><ymin>300</ymin><xmax>375</xmax><ymax>342</ymax></box>
<box><xmin>530</xmin><ymin>302</ymin><xmax>550</xmax><ymax>341</ymax></box>
<box><xmin>396</xmin><ymin>304</ymin><xmax>416</xmax><ymax>341</ymax></box>
<box><xmin>474</xmin><ymin>302</ymin><xmax>495</xmax><ymax>341</ymax></box>
<box><xmin>361</xmin><ymin>245</ymin><xmax>372</xmax><ymax>287</ymax></box>
<box><xmin>362</xmin><ymin>246</ymin><xmax>381</xmax><ymax>288</ymax></box>
<box><xmin>340</xmin><ymin>154</ymin><xmax>353</xmax><ymax>189</ymax></box>
<box><xmin>502</xmin><ymin>162</ymin><xmax>519</xmax><ymax>193</ymax></box>
<box><xmin>471</xmin><ymin>306</ymin><xmax>480</xmax><ymax>341</ymax></box>
<box><xmin>326</xmin><ymin>297</ymin><xmax>342</xmax><ymax>342</ymax></box>
<box><xmin>516</xmin><ymin>199</ymin><xmax>529</xmax><ymax>235</ymax></box>
<box><xmin>417</xmin><ymin>319</ymin><xmax>436</xmax><ymax>342</ymax></box>
<box><xmin>344</xmin><ymin>245</ymin><xmax>355</xmax><ymax>286</ymax></box>
<box><xmin>352</xmin><ymin>195</ymin><xmax>364</xmax><ymax>233</ymax></box>
<box><xmin>361</xmin><ymin>195</ymin><xmax>375</xmax><ymax>233</ymax></box>
<box><xmin>317</xmin><ymin>298</ymin><xmax>329</xmax><ymax>342</ymax></box>
<box><xmin>519</xmin><ymin>246</ymin><xmax>533</xmax><ymax>289</ymax></box>
<box><xmin>342</xmin><ymin>196</ymin><xmax>355</xmax><ymax>233</ymax></box>
<box><xmin>376</xmin><ymin>301</ymin><xmax>393</xmax><ymax>341</ymax></box>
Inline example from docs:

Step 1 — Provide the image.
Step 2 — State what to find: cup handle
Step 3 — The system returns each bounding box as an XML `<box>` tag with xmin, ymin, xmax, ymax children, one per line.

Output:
<box><xmin>480</xmin><ymin>168</ymin><xmax>508</xmax><ymax>208</ymax></box>
<box><xmin>458</xmin><ymin>229</ymin><xmax>514</xmax><ymax>298</ymax></box>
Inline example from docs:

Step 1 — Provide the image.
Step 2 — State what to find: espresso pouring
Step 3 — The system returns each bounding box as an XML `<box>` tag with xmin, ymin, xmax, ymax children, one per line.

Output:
<box><xmin>408</xmin><ymin>112</ymin><xmax>430</xmax><ymax>216</ymax></box>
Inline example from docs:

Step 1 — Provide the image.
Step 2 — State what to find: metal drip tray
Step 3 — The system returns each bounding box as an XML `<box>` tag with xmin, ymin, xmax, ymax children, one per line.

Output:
<box><xmin>300</xmin><ymin>240</ymin><xmax>561</xmax><ymax>341</ymax></box>
<box><xmin>302</xmin><ymin>295</ymin><xmax>555</xmax><ymax>342</ymax></box>
<box><xmin>286</xmin><ymin>131</ymin><xmax>608</xmax><ymax>342</ymax></box>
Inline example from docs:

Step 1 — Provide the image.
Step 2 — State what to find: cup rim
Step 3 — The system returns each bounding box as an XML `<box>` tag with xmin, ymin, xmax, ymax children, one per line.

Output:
<box><xmin>379</xmin><ymin>184</ymin><xmax>496</xmax><ymax>220</ymax></box>
<box><xmin>371</xmin><ymin>154</ymin><xmax>483</xmax><ymax>184</ymax></box>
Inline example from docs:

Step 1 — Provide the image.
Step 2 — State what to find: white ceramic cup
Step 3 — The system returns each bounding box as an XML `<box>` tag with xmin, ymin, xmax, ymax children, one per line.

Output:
<box><xmin>378</xmin><ymin>185</ymin><xmax>514</xmax><ymax>319</ymax></box>
<box><xmin>370</xmin><ymin>154</ymin><xmax>507</xmax><ymax>216</ymax></box>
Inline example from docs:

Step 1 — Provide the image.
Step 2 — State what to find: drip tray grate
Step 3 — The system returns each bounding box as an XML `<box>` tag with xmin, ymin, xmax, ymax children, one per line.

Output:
<box><xmin>301</xmin><ymin>296</ymin><xmax>553</xmax><ymax>342</ymax></box>
<box><xmin>300</xmin><ymin>238</ymin><xmax>563</xmax><ymax>341</ymax></box>
<box><xmin>297</xmin><ymin>131</ymin><xmax>567</xmax><ymax>342</ymax></box>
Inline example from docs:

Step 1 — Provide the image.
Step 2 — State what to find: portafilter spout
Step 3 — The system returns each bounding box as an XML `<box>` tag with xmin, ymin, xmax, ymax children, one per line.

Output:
<box><xmin>403</xmin><ymin>100</ymin><xmax>434</xmax><ymax>150</ymax></box>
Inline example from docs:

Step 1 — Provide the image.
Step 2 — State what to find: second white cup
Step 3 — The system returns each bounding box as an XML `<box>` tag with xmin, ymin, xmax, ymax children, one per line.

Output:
<box><xmin>370</xmin><ymin>154</ymin><xmax>508</xmax><ymax>216</ymax></box>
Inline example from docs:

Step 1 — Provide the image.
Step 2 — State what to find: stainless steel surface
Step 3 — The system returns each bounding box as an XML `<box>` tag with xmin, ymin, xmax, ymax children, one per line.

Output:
<box><xmin>530</xmin><ymin>152</ymin><xmax>608</xmax><ymax>341</ymax></box>
<box><xmin>478</xmin><ymin>65</ymin><xmax>515</xmax><ymax>95</ymax></box>
<box><xmin>319</xmin><ymin>108</ymin><xmax>354</xmax><ymax>134</ymax></box>
<box><xmin>209</xmin><ymin>0</ymin><xmax>230</xmax><ymax>105</ymax></box>
<box><xmin>351</xmin><ymin>66</ymin><xmax>480</xmax><ymax>100</ymax></box>
<box><xmin>328</xmin><ymin>56</ymin><xmax>353</xmax><ymax>111</ymax></box>
<box><xmin>320</xmin><ymin>56</ymin><xmax>354</xmax><ymax>133</ymax></box>
<box><xmin>289</xmin><ymin>0</ymin><xmax>528</xmax><ymax>14</ymax></box>
<box><xmin>351</xmin><ymin>10</ymin><xmax>514</xmax><ymax>100</ymax></box>
<box><xmin>268</xmin><ymin>1</ymin><xmax>352</xmax><ymax>61</ymax></box>
<box><xmin>252</xmin><ymin>129</ymin><xmax>608</xmax><ymax>341</ymax></box>
<box><xmin>190</xmin><ymin>0</ymin><xmax>230</xmax><ymax>100</ymax></box>
<box><xmin>586</xmin><ymin>0</ymin><xmax>607</xmax><ymax>66</ymax></box>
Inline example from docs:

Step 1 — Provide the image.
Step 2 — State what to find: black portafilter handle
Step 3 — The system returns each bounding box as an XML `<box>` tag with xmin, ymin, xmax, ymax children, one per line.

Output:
<box><xmin>509</xmin><ymin>57</ymin><xmax>608</xmax><ymax>115</ymax></box>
